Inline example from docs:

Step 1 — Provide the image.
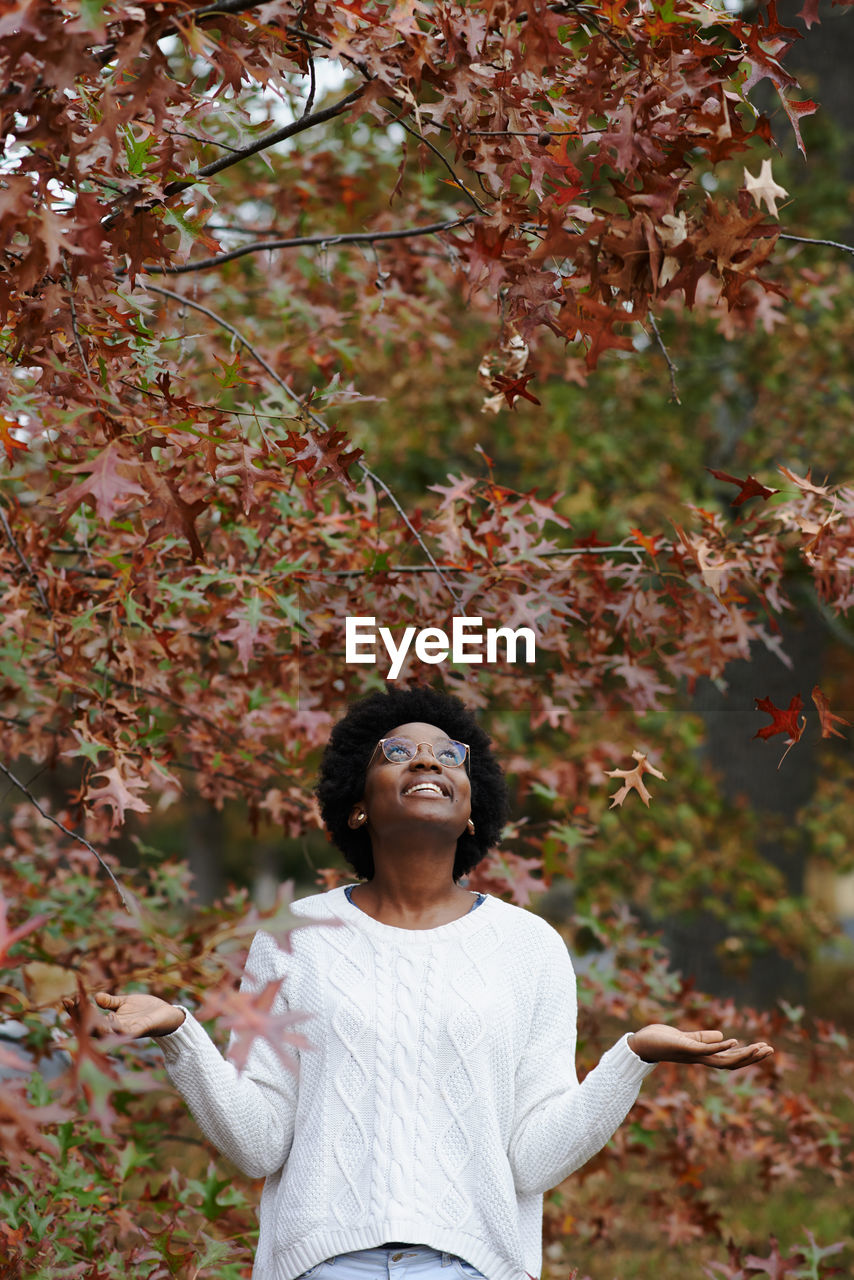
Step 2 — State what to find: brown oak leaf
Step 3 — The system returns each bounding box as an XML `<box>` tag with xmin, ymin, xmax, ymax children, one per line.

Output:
<box><xmin>87</xmin><ymin>764</ymin><xmax>150</xmax><ymax>829</ymax></box>
<box><xmin>606</xmin><ymin>750</ymin><xmax>666</xmax><ymax>808</ymax></box>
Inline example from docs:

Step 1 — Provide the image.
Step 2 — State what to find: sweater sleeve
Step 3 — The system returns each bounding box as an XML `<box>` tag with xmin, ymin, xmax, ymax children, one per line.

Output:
<box><xmin>156</xmin><ymin>930</ymin><xmax>299</xmax><ymax>1180</ymax></box>
<box><xmin>508</xmin><ymin>928</ymin><xmax>656</xmax><ymax>1196</ymax></box>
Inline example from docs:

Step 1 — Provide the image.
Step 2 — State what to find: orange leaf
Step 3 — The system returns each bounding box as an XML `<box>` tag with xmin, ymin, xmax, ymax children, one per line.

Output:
<box><xmin>605</xmin><ymin>750</ymin><xmax>666</xmax><ymax>808</ymax></box>
<box><xmin>811</xmin><ymin>686</ymin><xmax>850</xmax><ymax>740</ymax></box>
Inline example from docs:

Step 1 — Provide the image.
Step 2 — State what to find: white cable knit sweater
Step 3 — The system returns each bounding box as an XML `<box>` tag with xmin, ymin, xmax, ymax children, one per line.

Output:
<box><xmin>158</xmin><ymin>887</ymin><xmax>656</xmax><ymax>1280</ymax></box>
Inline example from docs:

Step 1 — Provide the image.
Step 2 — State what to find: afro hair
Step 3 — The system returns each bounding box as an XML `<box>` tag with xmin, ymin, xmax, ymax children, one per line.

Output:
<box><xmin>315</xmin><ymin>686</ymin><xmax>509</xmax><ymax>881</ymax></box>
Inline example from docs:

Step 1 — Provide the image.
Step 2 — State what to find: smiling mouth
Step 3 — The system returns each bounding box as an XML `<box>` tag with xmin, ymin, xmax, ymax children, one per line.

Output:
<box><xmin>402</xmin><ymin>782</ymin><xmax>449</xmax><ymax>798</ymax></box>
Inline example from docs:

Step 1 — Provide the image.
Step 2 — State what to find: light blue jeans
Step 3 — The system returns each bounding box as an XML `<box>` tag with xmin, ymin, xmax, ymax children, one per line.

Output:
<box><xmin>296</xmin><ymin>1246</ymin><xmax>486</xmax><ymax>1280</ymax></box>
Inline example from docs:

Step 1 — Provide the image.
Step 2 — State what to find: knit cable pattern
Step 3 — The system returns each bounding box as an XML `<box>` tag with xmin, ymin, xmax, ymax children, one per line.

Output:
<box><xmin>157</xmin><ymin>887</ymin><xmax>657</xmax><ymax>1280</ymax></box>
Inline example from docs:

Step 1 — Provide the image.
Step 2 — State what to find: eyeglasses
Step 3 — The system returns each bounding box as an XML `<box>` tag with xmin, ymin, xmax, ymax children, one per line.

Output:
<box><xmin>375</xmin><ymin>736</ymin><xmax>470</xmax><ymax>768</ymax></box>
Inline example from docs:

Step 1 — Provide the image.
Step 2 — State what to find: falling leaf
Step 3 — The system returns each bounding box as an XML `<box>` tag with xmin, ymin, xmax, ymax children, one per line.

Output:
<box><xmin>753</xmin><ymin>694</ymin><xmax>806</xmax><ymax>768</ymax></box>
<box><xmin>605</xmin><ymin>750</ymin><xmax>666</xmax><ymax>808</ymax></box>
<box><xmin>811</xmin><ymin>686</ymin><xmax>850</xmax><ymax>740</ymax></box>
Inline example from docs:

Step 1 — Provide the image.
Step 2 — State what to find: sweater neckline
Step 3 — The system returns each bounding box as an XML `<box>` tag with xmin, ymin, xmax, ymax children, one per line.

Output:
<box><xmin>331</xmin><ymin>884</ymin><xmax>497</xmax><ymax>941</ymax></box>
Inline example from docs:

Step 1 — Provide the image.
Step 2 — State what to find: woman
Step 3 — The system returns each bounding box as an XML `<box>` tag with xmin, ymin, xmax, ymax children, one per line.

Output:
<box><xmin>90</xmin><ymin>687</ymin><xmax>773</xmax><ymax>1280</ymax></box>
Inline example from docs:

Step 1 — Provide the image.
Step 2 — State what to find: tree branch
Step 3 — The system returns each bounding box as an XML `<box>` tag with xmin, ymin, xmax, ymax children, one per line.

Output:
<box><xmin>142</xmin><ymin>284</ymin><xmax>462</xmax><ymax>604</ymax></box>
<box><xmin>647</xmin><ymin>312</ymin><xmax>681</xmax><ymax>405</ymax></box>
<box><xmin>140</xmin><ymin>215</ymin><xmax>478</xmax><ymax>274</ymax></box>
<box><xmin>0</xmin><ymin>758</ymin><xmax>131</xmax><ymax>910</ymax></box>
<box><xmin>779</xmin><ymin>232</ymin><xmax>854</xmax><ymax>256</ymax></box>
<box><xmin>102</xmin><ymin>86</ymin><xmax>367</xmax><ymax>230</ymax></box>
<box><xmin>160</xmin><ymin>85</ymin><xmax>367</xmax><ymax>198</ymax></box>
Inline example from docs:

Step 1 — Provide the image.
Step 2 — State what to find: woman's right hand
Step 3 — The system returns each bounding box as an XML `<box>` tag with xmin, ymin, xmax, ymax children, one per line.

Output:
<box><xmin>63</xmin><ymin>991</ymin><xmax>186</xmax><ymax>1038</ymax></box>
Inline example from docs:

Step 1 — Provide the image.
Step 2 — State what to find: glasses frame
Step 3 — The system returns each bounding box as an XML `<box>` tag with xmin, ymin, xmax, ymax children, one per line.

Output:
<box><xmin>372</xmin><ymin>735</ymin><xmax>471</xmax><ymax>770</ymax></box>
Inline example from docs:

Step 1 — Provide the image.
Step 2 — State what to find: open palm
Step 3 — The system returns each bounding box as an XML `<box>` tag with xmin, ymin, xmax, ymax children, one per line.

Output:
<box><xmin>64</xmin><ymin>991</ymin><xmax>185</xmax><ymax>1039</ymax></box>
<box><xmin>629</xmin><ymin>1024</ymin><xmax>774</xmax><ymax>1069</ymax></box>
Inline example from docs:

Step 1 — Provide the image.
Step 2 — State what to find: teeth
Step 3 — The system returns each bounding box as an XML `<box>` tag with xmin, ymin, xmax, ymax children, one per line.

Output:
<box><xmin>404</xmin><ymin>783</ymin><xmax>445</xmax><ymax>796</ymax></box>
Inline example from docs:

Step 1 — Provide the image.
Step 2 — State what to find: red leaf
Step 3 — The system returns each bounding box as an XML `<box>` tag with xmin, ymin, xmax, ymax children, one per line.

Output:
<box><xmin>58</xmin><ymin>443</ymin><xmax>147</xmax><ymax>525</ymax></box>
<box><xmin>282</xmin><ymin>427</ymin><xmax>363</xmax><ymax>488</ymax></box>
<box><xmin>706</xmin><ymin>468</ymin><xmax>779</xmax><ymax>505</ymax></box>
<box><xmin>0</xmin><ymin>889</ymin><xmax>48</xmax><ymax>965</ymax></box>
<box><xmin>811</xmin><ymin>685</ymin><xmax>850</xmax><ymax>740</ymax></box>
<box><xmin>490</xmin><ymin>372</ymin><xmax>542</xmax><ymax>408</ymax></box>
<box><xmin>753</xmin><ymin>694</ymin><xmax>806</xmax><ymax>767</ymax></box>
<box><xmin>197</xmin><ymin>980</ymin><xmax>312</xmax><ymax>1075</ymax></box>
<box><xmin>753</xmin><ymin>693</ymin><xmax>804</xmax><ymax>741</ymax></box>
<box><xmin>797</xmin><ymin>0</ymin><xmax>821</xmax><ymax>28</ymax></box>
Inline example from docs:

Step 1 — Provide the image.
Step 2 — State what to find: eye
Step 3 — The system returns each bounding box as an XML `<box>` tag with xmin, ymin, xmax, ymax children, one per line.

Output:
<box><xmin>435</xmin><ymin>742</ymin><xmax>462</xmax><ymax>764</ymax></box>
<box><xmin>383</xmin><ymin>740</ymin><xmax>412</xmax><ymax>763</ymax></box>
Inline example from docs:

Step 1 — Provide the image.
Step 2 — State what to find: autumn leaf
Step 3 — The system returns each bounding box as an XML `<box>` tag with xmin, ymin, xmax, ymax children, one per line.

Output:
<box><xmin>489</xmin><ymin>371</ymin><xmax>542</xmax><ymax>409</ymax></box>
<box><xmin>777</xmin><ymin>465</ymin><xmax>829</xmax><ymax>495</ymax></box>
<box><xmin>87</xmin><ymin>764</ymin><xmax>151</xmax><ymax>829</ymax></box>
<box><xmin>630</xmin><ymin>527</ymin><xmax>662</xmax><ymax>556</ymax></box>
<box><xmin>0</xmin><ymin>889</ymin><xmax>48</xmax><ymax>966</ymax></box>
<box><xmin>58</xmin><ymin>443</ymin><xmax>148</xmax><ymax>526</ymax></box>
<box><xmin>282</xmin><ymin>427</ymin><xmax>363</xmax><ymax>488</ymax></box>
<box><xmin>0</xmin><ymin>417</ymin><xmax>28</xmax><ymax>466</ymax></box>
<box><xmin>753</xmin><ymin>694</ymin><xmax>806</xmax><ymax>768</ymax></box>
<box><xmin>606</xmin><ymin>750</ymin><xmax>666</xmax><ymax>808</ymax></box>
<box><xmin>706</xmin><ymin>468</ymin><xmax>780</xmax><ymax>506</ymax></box>
<box><xmin>743</xmin><ymin>160</ymin><xmax>788</xmax><ymax>218</ymax></box>
<box><xmin>811</xmin><ymin>686</ymin><xmax>850</xmax><ymax>740</ymax></box>
<box><xmin>197</xmin><ymin>980</ymin><xmax>312</xmax><ymax>1076</ymax></box>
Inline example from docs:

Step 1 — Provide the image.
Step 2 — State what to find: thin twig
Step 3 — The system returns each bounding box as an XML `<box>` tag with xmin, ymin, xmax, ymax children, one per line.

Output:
<box><xmin>192</xmin><ymin>0</ymin><xmax>264</xmax><ymax>18</ymax></box>
<box><xmin>140</xmin><ymin>215</ymin><xmax>478</xmax><ymax>275</ymax></box>
<box><xmin>647</xmin><ymin>312</ymin><xmax>680</xmax><ymax>405</ymax></box>
<box><xmin>142</xmin><ymin>285</ymin><xmax>461</xmax><ymax>604</ymax></box>
<box><xmin>302</xmin><ymin>50</ymin><xmax>317</xmax><ymax>119</ymax></box>
<box><xmin>357</xmin><ymin>466</ymin><xmax>462</xmax><ymax>604</ymax></box>
<box><xmin>386</xmin><ymin>110</ymin><xmax>490</xmax><ymax>216</ymax></box>
<box><xmin>779</xmin><ymin>232</ymin><xmax>854</xmax><ymax>256</ymax></box>
<box><xmin>165</xmin><ymin>127</ymin><xmax>245</xmax><ymax>154</ymax></box>
<box><xmin>0</xmin><ymin>759</ymin><xmax>130</xmax><ymax>910</ymax></box>
<box><xmin>65</xmin><ymin>281</ymin><xmax>90</xmax><ymax>374</ymax></box>
<box><xmin>0</xmin><ymin>504</ymin><xmax>56</xmax><ymax>632</ymax></box>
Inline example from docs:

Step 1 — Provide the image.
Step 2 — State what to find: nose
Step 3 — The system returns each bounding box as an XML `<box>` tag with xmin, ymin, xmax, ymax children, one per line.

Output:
<box><xmin>409</xmin><ymin>743</ymin><xmax>442</xmax><ymax>769</ymax></box>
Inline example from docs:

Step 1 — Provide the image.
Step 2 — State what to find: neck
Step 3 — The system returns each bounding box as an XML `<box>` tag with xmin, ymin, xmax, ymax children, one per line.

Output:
<box><xmin>351</xmin><ymin>838</ymin><xmax>473</xmax><ymax>926</ymax></box>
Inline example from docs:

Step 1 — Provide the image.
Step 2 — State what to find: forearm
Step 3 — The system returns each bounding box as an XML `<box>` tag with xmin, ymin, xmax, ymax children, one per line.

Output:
<box><xmin>509</xmin><ymin>1034</ymin><xmax>655</xmax><ymax>1195</ymax></box>
<box><xmin>157</xmin><ymin>1008</ymin><xmax>297</xmax><ymax>1179</ymax></box>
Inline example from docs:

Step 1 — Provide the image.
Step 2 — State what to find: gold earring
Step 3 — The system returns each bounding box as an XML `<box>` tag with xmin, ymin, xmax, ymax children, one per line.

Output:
<box><xmin>466</xmin><ymin>819</ymin><xmax>475</xmax><ymax>835</ymax></box>
<box><xmin>355</xmin><ymin>811</ymin><xmax>367</xmax><ymax>827</ymax></box>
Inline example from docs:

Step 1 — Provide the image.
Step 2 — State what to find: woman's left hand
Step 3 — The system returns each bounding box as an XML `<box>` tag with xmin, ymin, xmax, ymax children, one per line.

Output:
<box><xmin>628</xmin><ymin>1024</ymin><xmax>774</xmax><ymax>1068</ymax></box>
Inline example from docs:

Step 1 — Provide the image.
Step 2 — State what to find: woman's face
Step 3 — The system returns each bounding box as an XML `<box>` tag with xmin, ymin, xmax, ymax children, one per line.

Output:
<box><xmin>350</xmin><ymin>720</ymin><xmax>472</xmax><ymax>841</ymax></box>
